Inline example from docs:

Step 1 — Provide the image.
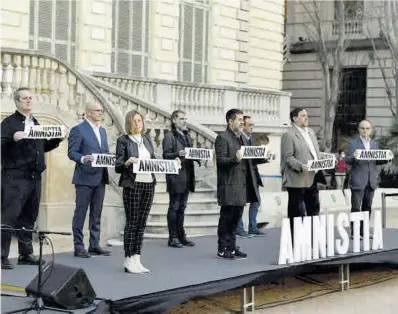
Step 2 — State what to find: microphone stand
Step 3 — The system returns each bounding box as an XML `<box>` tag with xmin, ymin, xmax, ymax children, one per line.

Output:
<box><xmin>3</xmin><ymin>228</ymin><xmax>73</xmax><ymax>314</ymax></box>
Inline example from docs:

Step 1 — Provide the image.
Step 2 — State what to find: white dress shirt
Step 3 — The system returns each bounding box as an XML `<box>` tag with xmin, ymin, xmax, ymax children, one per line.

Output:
<box><xmin>81</xmin><ymin>120</ymin><xmax>102</xmax><ymax>164</ymax></box>
<box><xmin>87</xmin><ymin>119</ymin><xmax>101</xmax><ymax>148</ymax></box>
<box><xmin>295</xmin><ymin>125</ymin><xmax>318</xmax><ymax>160</ymax></box>
<box><xmin>360</xmin><ymin>137</ymin><xmax>371</xmax><ymax>150</ymax></box>
<box><xmin>23</xmin><ymin>114</ymin><xmax>35</xmax><ymax>133</ymax></box>
<box><xmin>128</xmin><ymin>134</ymin><xmax>153</xmax><ymax>183</ymax></box>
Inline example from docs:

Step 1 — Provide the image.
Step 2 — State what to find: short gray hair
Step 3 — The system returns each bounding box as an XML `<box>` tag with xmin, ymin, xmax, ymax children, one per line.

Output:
<box><xmin>14</xmin><ymin>87</ymin><xmax>31</xmax><ymax>106</ymax></box>
<box><xmin>85</xmin><ymin>101</ymin><xmax>101</xmax><ymax>114</ymax></box>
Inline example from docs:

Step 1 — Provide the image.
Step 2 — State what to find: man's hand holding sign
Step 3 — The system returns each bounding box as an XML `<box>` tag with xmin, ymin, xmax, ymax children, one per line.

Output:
<box><xmin>354</xmin><ymin>149</ymin><xmax>394</xmax><ymax>161</ymax></box>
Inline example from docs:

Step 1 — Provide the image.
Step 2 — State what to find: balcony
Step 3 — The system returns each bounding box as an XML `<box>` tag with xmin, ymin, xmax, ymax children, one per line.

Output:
<box><xmin>332</xmin><ymin>19</ymin><xmax>363</xmax><ymax>36</ymax></box>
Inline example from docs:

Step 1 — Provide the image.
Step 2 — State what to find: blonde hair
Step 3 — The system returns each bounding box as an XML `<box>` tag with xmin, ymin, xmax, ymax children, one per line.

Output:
<box><xmin>125</xmin><ymin>110</ymin><xmax>146</xmax><ymax>135</ymax></box>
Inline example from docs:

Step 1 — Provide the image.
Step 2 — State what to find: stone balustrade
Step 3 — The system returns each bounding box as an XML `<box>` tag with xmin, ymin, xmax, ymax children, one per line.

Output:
<box><xmin>91</xmin><ymin>72</ymin><xmax>291</xmax><ymax>132</ymax></box>
<box><xmin>0</xmin><ymin>47</ymin><xmax>219</xmax><ymax>190</ymax></box>
<box><xmin>1</xmin><ymin>47</ymin><xmax>218</xmax><ymax>152</ymax></box>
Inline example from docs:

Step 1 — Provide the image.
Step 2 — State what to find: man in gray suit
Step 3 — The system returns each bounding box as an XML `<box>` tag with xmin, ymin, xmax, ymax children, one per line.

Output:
<box><xmin>280</xmin><ymin>108</ymin><xmax>321</xmax><ymax>238</ymax></box>
<box><xmin>346</xmin><ymin>119</ymin><xmax>390</xmax><ymax>238</ymax></box>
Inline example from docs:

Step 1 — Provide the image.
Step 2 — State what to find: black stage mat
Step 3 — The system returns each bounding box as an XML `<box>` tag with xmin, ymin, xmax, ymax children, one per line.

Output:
<box><xmin>2</xmin><ymin>228</ymin><xmax>398</xmax><ymax>314</ymax></box>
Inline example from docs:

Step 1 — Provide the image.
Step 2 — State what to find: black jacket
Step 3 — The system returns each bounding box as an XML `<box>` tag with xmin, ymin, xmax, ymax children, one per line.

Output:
<box><xmin>1</xmin><ymin>111</ymin><xmax>61</xmax><ymax>176</ymax></box>
<box><xmin>162</xmin><ymin>129</ymin><xmax>196</xmax><ymax>194</ymax></box>
<box><xmin>115</xmin><ymin>134</ymin><xmax>157</xmax><ymax>188</ymax></box>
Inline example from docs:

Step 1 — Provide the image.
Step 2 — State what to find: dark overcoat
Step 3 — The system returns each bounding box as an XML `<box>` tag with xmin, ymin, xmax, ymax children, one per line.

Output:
<box><xmin>162</xmin><ymin>129</ymin><xmax>196</xmax><ymax>194</ymax></box>
<box><xmin>215</xmin><ymin>128</ymin><xmax>260</xmax><ymax>207</ymax></box>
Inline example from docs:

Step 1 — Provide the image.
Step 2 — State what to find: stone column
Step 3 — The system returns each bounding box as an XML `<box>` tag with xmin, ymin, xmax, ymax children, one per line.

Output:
<box><xmin>0</xmin><ymin>0</ymin><xmax>30</xmax><ymax>49</ymax></box>
<box><xmin>76</xmin><ymin>0</ymin><xmax>113</xmax><ymax>72</ymax></box>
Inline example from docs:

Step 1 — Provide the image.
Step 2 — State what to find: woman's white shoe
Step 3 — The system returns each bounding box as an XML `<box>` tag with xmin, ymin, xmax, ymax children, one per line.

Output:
<box><xmin>123</xmin><ymin>257</ymin><xmax>142</xmax><ymax>274</ymax></box>
<box><xmin>133</xmin><ymin>255</ymin><xmax>150</xmax><ymax>273</ymax></box>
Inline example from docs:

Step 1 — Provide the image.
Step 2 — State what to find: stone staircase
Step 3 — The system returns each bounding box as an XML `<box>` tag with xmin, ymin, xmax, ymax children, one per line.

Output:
<box><xmin>145</xmin><ymin>175</ymin><xmax>219</xmax><ymax>238</ymax></box>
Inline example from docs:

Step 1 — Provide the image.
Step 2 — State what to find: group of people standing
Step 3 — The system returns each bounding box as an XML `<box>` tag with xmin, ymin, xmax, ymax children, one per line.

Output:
<box><xmin>280</xmin><ymin>108</ymin><xmax>391</xmax><ymax>241</ymax></box>
<box><xmin>1</xmin><ymin>87</ymin><xmax>390</xmax><ymax>271</ymax></box>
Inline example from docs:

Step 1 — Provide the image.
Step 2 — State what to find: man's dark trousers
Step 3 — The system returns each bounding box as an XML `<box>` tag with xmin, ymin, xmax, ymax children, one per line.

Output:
<box><xmin>167</xmin><ymin>190</ymin><xmax>189</xmax><ymax>239</ymax></box>
<box><xmin>217</xmin><ymin>205</ymin><xmax>244</xmax><ymax>252</ymax></box>
<box><xmin>350</xmin><ymin>183</ymin><xmax>374</xmax><ymax>235</ymax></box>
<box><xmin>286</xmin><ymin>181</ymin><xmax>320</xmax><ymax>242</ymax></box>
<box><xmin>1</xmin><ymin>171</ymin><xmax>41</xmax><ymax>259</ymax></box>
<box><xmin>72</xmin><ymin>183</ymin><xmax>106</xmax><ymax>250</ymax></box>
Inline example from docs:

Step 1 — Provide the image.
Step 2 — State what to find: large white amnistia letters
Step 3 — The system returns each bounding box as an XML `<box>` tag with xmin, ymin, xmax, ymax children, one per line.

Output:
<box><xmin>278</xmin><ymin>211</ymin><xmax>385</xmax><ymax>265</ymax></box>
<box><xmin>278</xmin><ymin>218</ymin><xmax>294</xmax><ymax>265</ymax></box>
<box><xmin>372</xmin><ymin>210</ymin><xmax>383</xmax><ymax>250</ymax></box>
<box><xmin>336</xmin><ymin>213</ymin><xmax>349</xmax><ymax>255</ymax></box>
<box><xmin>312</xmin><ymin>215</ymin><xmax>327</xmax><ymax>259</ymax></box>
<box><xmin>327</xmin><ymin>214</ymin><xmax>335</xmax><ymax>257</ymax></box>
<box><xmin>293</xmin><ymin>217</ymin><xmax>312</xmax><ymax>263</ymax></box>
<box><xmin>350</xmin><ymin>212</ymin><xmax>364</xmax><ymax>253</ymax></box>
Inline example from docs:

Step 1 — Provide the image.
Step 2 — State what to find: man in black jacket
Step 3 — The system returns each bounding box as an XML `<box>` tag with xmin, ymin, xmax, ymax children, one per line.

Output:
<box><xmin>215</xmin><ymin>109</ymin><xmax>260</xmax><ymax>260</ymax></box>
<box><xmin>162</xmin><ymin>109</ymin><xmax>196</xmax><ymax>248</ymax></box>
<box><xmin>1</xmin><ymin>87</ymin><xmax>67</xmax><ymax>270</ymax></box>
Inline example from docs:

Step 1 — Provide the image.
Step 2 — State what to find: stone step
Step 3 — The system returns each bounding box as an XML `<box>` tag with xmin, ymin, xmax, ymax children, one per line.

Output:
<box><xmin>154</xmin><ymin>177</ymin><xmax>203</xmax><ymax>192</ymax></box>
<box><xmin>153</xmin><ymin>188</ymin><xmax>216</xmax><ymax>202</ymax></box>
<box><xmin>148</xmin><ymin>209</ymin><xmax>220</xmax><ymax>224</ymax></box>
<box><xmin>145</xmin><ymin>221</ymin><xmax>218</xmax><ymax>236</ymax></box>
<box><xmin>151</xmin><ymin>198</ymin><xmax>218</xmax><ymax>213</ymax></box>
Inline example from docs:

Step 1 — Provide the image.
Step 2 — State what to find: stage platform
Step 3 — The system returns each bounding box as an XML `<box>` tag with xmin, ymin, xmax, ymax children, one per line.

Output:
<box><xmin>2</xmin><ymin>228</ymin><xmax>398</xmax><ymax>314</ymax></box>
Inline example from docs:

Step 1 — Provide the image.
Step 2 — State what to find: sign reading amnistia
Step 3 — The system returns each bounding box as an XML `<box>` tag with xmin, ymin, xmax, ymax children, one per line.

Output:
<box><xmin>356</xmin><ymin>149</ymin><xmax>394</xmax><ymax>160</ymax></box>
<box><xmin>26</xmin><ymin>125</ymin><xmax>66</xmax><ymax>139</ymax></box>
<box><xmin>185</xmin><ymin>147</ymin><xmax>213</xmax><ymax>160</ymax></box>
<box><xmin>92</xmin><ymin>154</ymin><xmax>116</xmax><ymax>167</ymax></box>
<box><xmin>133</xmin><ymin>159</ymin><xmax>180</xmax><ymax>174</ymax></box>
<box><xmin>240</xmin><ymin>146</ymin><xmax>268</xmax><ymax>159</ymax></box>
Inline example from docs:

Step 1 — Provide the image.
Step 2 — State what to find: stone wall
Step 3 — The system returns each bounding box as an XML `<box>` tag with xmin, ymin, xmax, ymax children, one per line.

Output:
<box><xmin>0</xmin><ymin>0</ymin><xmax>30</xmax><ymax>49</ymax></box>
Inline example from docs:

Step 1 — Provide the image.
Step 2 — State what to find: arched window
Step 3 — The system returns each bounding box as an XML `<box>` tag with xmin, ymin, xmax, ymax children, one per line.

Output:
<box><xmin>29</xmin><ymin>0</ymin><xmax>77</xmax><ymax>65</ymax></box>
<box><xmin>178</xmin><ymin>0</ymin><xmax>210</xmax><ymax>83</ymax></box>
<box><xmin>111</xmin><ymin>0</ymin><xmax>150</xmax><ymax>77</ymax></box>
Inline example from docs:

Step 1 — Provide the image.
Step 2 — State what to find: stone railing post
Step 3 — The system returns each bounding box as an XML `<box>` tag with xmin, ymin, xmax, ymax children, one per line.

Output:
<box><xmin>279</xmin><ymin>92</ymin><xmax>292</xmax><ymax>126</ymax></box>
<box><xmin>155</xmin><ymin>82</ymin><xmax>172</xmax><ymax>111</ymax></box>
<box><xmin>223</xmin><ymin>89</ymin><xmax>238</xmax><ymax>114</ymax></box>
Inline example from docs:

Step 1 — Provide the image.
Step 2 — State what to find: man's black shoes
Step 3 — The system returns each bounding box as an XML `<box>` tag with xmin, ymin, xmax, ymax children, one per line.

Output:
<box><xmin>18</xmin><ymin>254</ymin><xmax>43</xmax><ymax>265</ymax></box>
<box><xmin>1</xmin><ymin>258</ymin><xmax>14</xmax><ymax>270</ymax></box>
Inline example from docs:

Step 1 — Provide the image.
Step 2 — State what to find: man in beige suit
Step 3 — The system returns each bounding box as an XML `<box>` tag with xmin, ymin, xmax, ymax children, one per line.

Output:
<box><xmin>280</xmin><ymin>108</ymin><xmax>322</xmax><ymax>239</ymax></box>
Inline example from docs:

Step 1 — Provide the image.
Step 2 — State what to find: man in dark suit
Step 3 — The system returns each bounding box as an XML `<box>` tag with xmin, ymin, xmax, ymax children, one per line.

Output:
<box><xmin>280</xmin><ymin>108</ymin><xmax>322</xmax><ymax>239</ymax></box>
<box><xmin>215</xmin><ymin>109</ymin><xmax>260</xmax><ymax>260</ymax></box>
<box><xmin>346</xmin><ymin>119</ymin><xmax>390</xmax><ymax>238</ymax></box>
<box><xmin>1</xmin><ymin>87</ymin><xmax>67</xmax><ymax>270</ymax></box>
<box><xmin>68</xmin><ymin>102</ymin><xmax>111</xmax><ymax>258</ymax></box>
<box><xmin>236</xmin><ymin>115</ymin><xmax>269</xmax><ymax>237</ymax></box>
<box><xmin>162</xmin><ymin>109</ymin><xmax>196</xmax><ymax>248</ymax></box>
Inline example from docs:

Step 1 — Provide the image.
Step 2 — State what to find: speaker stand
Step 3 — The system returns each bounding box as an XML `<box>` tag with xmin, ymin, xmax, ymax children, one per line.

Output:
<box><xmin>4</xmin><ymin>233</ymin><xmax>73</xmax><ymax>314</ymax></box>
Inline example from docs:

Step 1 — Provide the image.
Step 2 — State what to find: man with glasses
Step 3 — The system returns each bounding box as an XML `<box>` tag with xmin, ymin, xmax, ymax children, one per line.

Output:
<box><xmin>236</xmin><ymin>116</ymin><xmax>269</xmax><ymax>237</ymax></box>
<box><xmin>346</xmin><ymin>119</ymin><xmax>390</xmax><ymax>239</ymax></box>
<box><xmin>68</xmin><ymin>101</ymin><xmax>111</xmax><ymax>258</ymax></box>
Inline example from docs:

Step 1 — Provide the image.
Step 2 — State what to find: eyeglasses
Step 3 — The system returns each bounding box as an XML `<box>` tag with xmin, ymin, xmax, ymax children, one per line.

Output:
<box><xmin>359</xmin><ymin>127</ymin><xmax>371</xmax><ymax>130</ymax></box>
<box><xmin>91</xmin><ymin>109</ymin><xmax>103</xmax><ymax>113</ymax></box>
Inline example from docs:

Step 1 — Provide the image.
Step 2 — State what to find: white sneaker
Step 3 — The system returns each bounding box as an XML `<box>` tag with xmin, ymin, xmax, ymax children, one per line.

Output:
<box><xmin>123</xmin><ymin>257</ymin><xmax>142</xmax><ymax>274</ymax></box>
<box><xmin>133</xmin><ymin>255</ymin><xmax>150</xmax><ymax>273</ymax></box>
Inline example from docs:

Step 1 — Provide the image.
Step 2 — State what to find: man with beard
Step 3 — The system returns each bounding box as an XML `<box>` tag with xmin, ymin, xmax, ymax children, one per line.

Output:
<box><xmin>162</xmin><ymin>109</ymin><xmax>197</xmax><ymax>248</ymax></box>
<box><xmin>215</xmin><ymin>109</ymin><xmax>260</xmax><ymax>260</ymax></box>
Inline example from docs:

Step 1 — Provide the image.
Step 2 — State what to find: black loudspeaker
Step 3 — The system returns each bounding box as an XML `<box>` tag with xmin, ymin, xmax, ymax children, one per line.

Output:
<box><xmin>25</xmin><ymin>263</ymin><xmax>97</xmax><ymax>310</ymax></box>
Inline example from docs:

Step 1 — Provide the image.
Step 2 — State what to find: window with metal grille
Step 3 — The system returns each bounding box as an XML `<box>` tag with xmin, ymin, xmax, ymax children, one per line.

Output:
<box><xmin>29</xmin><ymin>0</ymin><xmax>77</xmax><ymax>66</ymax></box>
<box><xmin>178</xmin><ymin>0</ymin><xmax>209</xmax><ymax>83</ymax></box>
<box><xmin>111</xmin><ymin>0</ymin><xmax>149</xmax><ymax>77</ymax></box>
<box><xmin>333</xmin><ymin>67</ymin><xmax>367</xmax><ymax>151</ymax></box>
